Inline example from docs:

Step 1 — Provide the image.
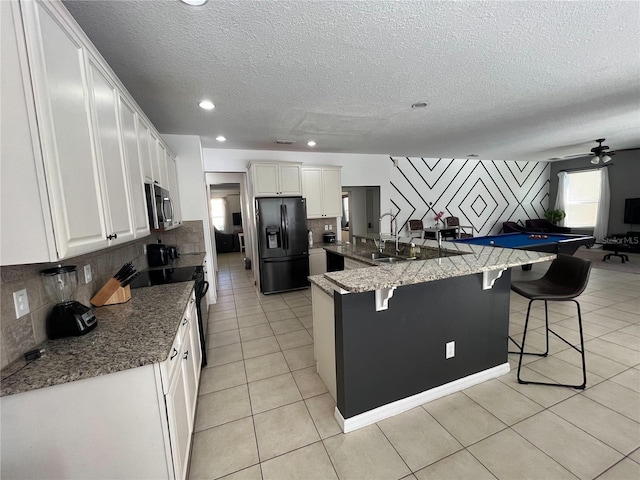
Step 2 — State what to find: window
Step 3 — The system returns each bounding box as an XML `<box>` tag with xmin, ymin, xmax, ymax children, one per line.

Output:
<box><xmin>210</xmin><ymin>198</ymin><xmax>225</xmax><ymax>231</ymax></box>
<box><xmin>564</xmin><ymin>170</ymin><xmax>602</xmax><ymax>228</ymax></box>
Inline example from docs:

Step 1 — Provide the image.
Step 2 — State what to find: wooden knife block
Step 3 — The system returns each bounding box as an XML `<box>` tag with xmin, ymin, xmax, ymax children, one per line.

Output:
<box><xmin>91</xmin><ymin>278</ymin><xmax>131</xmax><ymax>306</ymax></box>
<box><xmin>102</xmin><ymin>285</ymin><xmax>131</xmax><ymax>305</ymax></box>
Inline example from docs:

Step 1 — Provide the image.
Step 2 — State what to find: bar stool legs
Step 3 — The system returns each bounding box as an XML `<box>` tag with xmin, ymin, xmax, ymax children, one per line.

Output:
<box><xmin>513</xmin><ymin>298</ymin><xmax>587</xmax><ymax>389</ymax></box>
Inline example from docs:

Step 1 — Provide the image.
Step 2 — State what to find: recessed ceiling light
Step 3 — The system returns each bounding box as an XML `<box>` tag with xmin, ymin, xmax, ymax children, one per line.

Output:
<box><xmin>411</xmin><ymin>102</ymin><xmax>428</xmax><ymax>109</ymax></box>
<box><xmin>180</xmin><ymin>0</ymin><xmax>208</xmax><ymax>6</ymax></box>
<box><xmin>198</xmin><ymin>100</ymin><xmax>215</xmax><ymax>110</ymax></box>
<box><xmin>216</xmin><ymin>136</ymin><xmax>226</xmax><ymax>142</ymax></box>
<box><xmin>307</xmin><ymin>141</ymin><xmax>317</xmax><ymax>147</ymax></box>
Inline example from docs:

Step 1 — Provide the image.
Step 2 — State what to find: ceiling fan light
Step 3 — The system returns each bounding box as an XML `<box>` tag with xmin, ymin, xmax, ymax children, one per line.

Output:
<box><xmin>591</xmin><ymin>156</ymin><xmax>600</xmax><ymax>165</ymax></box>
<box><xmin>602</xmin><ymin>154</ymin><xmax>612</xmax><ymax>163</ymax></box>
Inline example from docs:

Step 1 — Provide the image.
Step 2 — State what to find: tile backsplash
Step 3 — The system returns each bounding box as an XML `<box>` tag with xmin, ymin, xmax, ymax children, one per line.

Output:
<box><xmin>0</xmin><ymin>220</ymin><xmax>205</xmax><ymax>369</ymax></box>
<box><xmin>308</xmin><ymin>218</ymin><xmax>339</xmax><ymax>245</ymax></box>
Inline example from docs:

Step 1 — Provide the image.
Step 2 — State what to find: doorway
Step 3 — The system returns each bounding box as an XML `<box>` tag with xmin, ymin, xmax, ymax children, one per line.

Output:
<box><xmin>205</xmin><ymin>172</ymin><xmax>252</xmax><ymax>284</ymax></box>
<box><xmin>341</xmin><ymin>186</ymin><xmax>380</xmax><ymax>242</ymax></box>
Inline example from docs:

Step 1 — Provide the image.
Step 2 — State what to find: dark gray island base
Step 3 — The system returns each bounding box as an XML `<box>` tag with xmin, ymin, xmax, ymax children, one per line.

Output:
<box><xmin>336</xmin><ymin>271</ymin><xmax>510</xmax><ymax>423</ymax></box>
<box><xmin>310</xmin><ymin>238</ymin><xmax>553</xmax><ymax>432</ymax></box>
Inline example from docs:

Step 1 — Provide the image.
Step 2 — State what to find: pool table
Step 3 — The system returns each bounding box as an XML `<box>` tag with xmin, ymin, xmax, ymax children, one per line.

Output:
<box><xmin>455</xmin><ymin>232</ymin><xmax>595</xmax><ymax>269</ymax></box>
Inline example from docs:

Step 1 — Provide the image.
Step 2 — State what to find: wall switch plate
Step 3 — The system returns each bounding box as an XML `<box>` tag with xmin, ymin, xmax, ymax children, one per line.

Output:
<box><xmin>446</xmin><ymin>341</ymin><xmax>455</xmax><ymax>359</ymax></box>
<box><xmin>415</xmin><ymin>246</ymin><xmax>421</xmax><ymax>254</ymax></box>
<box><xmin>13</xmin><ymin>289</ymin><xmax>30</xmax><ymax>318</ymax></box>
<box><xmin>324</xmin><ymin>225</ymin><xmax>329</xmax><ymax>230</ymax></box>
<box><xmin>329</xmin><ymin>225</ymin><xmax>333</xmax><ymax>230</ymax></box>
<box><xmin>84</xmin><ymin>264</ymin><xmax>92</xmax><ymax>283</ymax></box>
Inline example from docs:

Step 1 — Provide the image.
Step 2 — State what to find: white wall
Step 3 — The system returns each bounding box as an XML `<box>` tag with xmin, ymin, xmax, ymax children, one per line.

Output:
<box><xmin>202</xmin><ymin>148</ymin><xmax>392</xmax><ymax>213</ymax></box>
<box><xmin>162</xmin><ymin>134</ymin><xmax>216</xmax><ymax>304</ymax></box>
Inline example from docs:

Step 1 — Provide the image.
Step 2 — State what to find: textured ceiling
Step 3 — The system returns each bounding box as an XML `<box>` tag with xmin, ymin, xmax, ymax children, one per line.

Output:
<box><xmin>63</xmin><ymin>0</ymin><xmax>640</xmax><ymax>161</ymax></box>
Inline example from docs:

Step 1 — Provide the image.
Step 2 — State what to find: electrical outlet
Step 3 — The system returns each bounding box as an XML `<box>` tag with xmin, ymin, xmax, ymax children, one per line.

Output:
<box><xmin>84</xmin><ymin>264</ymin><xmax>92</xmax><ymax>283</ymax></box>
<box><xmin>446</xmin><ymin>341</ymin><xmax>455</xmax><ymax>359</ymax></box>
<box><xmin>361</xmin><ymin>237</ymin><xmax>367</xmax><ymax>243</ymax></box>
<box><xmin>324</xmin><ymin>225</ymin><xmax>329</xmax><ymax>230</ymax></box>
<box><xmin>329</xmin><ymin>225</ymin><xmax>333</xmax><ymax>230</ymax></box>
<box><xmin>415</xmin><ymin>246</ymin><xmax>421</xmax><ymax>254</ymax></box>
<box><xmin>13</xmin><ymin>289</ymin><xmax>30</xmax><ymax>318</ymax></box>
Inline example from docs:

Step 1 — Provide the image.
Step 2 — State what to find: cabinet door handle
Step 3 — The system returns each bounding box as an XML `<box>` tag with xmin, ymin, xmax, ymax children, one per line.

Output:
<box><xmin>170</xmin><ymin>348</ymin><xmax>178</xmax><ymax>360</ymax></box>
<box><xmin>182</xmin><ymin>318</ymin><xmax>188</xmax><ymax>325</ymax></box>
<box><xmin>107</xmin><ymin>233</ymin><xmax>118</xmax><ymax>240</ymax></box>
<box><xmin>183</xmin><ymin>350</ymin><xmax>189</xmax><ymax>360</ymax></box>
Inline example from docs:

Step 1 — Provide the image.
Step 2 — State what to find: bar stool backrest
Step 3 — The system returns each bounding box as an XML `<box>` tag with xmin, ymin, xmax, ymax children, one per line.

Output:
<box><xmin>540</xmin><ymin>254</ymin><xmax>592</xmax><ymax>300</ymax></box>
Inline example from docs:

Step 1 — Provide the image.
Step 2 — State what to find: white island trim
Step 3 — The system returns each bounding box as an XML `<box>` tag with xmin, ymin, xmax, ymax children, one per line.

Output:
<box><xmin>334</xmin><ymin>362</ymin><xmax>511</xmax><ymax>433</ymax></box>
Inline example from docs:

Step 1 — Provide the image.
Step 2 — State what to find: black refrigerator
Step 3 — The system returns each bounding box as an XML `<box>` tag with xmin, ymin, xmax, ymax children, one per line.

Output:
<box><xmin>256</xmin><ymin>197</ymin><xmax>310</xmax><ymax>294</ymax></box>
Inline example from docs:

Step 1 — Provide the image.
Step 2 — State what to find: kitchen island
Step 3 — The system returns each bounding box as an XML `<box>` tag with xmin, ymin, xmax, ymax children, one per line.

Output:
<box><xmin>310</xmin><ymin>237</ymin><xmax>554</xmax><ymax>433</ymax></box>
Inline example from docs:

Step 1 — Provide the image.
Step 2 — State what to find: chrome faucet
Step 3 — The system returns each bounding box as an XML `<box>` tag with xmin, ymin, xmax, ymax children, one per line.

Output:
<box><xmin>379</xmin><ymin>210</ymin><xmax>399</xmax><ymax>254</ymax></box>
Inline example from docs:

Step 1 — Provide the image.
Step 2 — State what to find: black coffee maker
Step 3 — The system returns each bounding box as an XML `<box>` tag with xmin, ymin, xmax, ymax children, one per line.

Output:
<box><xmin>147</xmin><ymin>243</ymin><xmax>168</xmax><ymax>267</ymax></box>
<box><xmin>41</xmin><ymin>265</ymin><xmax>97</xmax><ymax>339</ymax></box>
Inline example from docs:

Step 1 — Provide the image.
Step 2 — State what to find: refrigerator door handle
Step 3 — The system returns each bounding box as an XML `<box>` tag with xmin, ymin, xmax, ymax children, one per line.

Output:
<box><xmin>280</xmin><ymin>204</ymin><xmax>288</xmax><ymax>250</ymax></box>
<box><xmin>283</xmin><ymin>204</ymin><xmax>290</xmax><ymax>250</ymax></box>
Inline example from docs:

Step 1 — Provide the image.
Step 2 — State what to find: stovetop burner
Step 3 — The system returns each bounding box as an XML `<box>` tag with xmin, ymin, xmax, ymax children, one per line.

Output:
<box><xmin>129</xmin><ymin>266</ymin><xmax>197</xmax><ymax>289</ymax></box>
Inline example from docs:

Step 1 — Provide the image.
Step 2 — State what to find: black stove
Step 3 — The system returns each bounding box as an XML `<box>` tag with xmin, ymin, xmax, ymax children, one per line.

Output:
<box><xmin>129</xmin><ymin>266</ymin><xmax>198</xmax><ymax>288</ymax></box>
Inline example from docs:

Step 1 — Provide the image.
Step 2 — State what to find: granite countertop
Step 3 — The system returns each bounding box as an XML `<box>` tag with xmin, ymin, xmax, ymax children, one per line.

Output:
<box><xmin>314</xmin><ymin>238</ymin><xmax>555</xmax><ymax>293</ymax></box>
<box><xmin>0</xmin><ymin>282</ymin><xmax>194</xmax><ymax>397</ymax></box>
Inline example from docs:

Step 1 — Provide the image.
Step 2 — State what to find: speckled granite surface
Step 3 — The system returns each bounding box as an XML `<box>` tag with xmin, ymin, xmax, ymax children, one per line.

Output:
<box><xmin>308</xmin><ymin>274</ymin><xmax>336</xmax><ymax>296</ymax></box>
<box><xmin>0</xmin><ymin>282</ymin><xmax>194</xmax><ymax>397</ymax></box>
<box><xmin>314</xmin><ymin>239</ymin><xmax>555</xmax><ymax>293</ymax></box>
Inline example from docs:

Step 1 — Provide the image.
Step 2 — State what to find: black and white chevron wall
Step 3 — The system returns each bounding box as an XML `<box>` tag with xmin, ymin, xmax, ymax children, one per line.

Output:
<box><xmin>390</xmin><ymin>157</ymin><xmax>550</xmax><ymax>236</ymax></box>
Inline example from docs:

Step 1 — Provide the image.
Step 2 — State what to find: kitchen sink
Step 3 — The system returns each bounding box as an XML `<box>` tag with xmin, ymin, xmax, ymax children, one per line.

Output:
<box><xmin>368</xmin><ymin>252</ymin><xmax>396</xmax><ymax>260</ymax></box>
<box><xmin>364</xmin><ymin>252</ymin><xmax>410</xmax><ymax>263</ymax></box>
<box><xmin>373</xmin><ymin>256</ymin><xmax>406</xmax><ymax>264</ymax></box>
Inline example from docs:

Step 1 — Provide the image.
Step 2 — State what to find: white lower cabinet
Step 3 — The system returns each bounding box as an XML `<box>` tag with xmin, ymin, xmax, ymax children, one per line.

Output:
<box><xmin>0</xmin><ymin>292</ymin><xmax>201</xmax><ymax>480</ymax></box>
<box><xmin>309</xmin><ymin>248</ymin><xmax>327</xmax><ymax>275</ymax></box>
<box><xmin>344</xmin><ymin>256</ymin><xmax>370</xmax><ymax>270</ymax></box>
<box><xmin>311</xmin><ymin>284</ymin><xmax>337</xmax><ymax>402</ymax></box>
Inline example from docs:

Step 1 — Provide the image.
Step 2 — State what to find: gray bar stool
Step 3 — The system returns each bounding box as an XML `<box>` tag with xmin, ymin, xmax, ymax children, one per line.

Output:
<box><xmin>509</xmin><ymin>254</ymin><xmax>592</xmax><ymax>389</ymax></box>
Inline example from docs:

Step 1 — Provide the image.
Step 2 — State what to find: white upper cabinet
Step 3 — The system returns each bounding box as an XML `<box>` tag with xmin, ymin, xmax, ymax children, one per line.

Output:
<box><xmin>1</xmin><ymin>0</ymin><xmax>57</xmax><ymax>264</ymax></box>
<box><xmin>250</xmin><ymin>162</ymin><xmax>302</xmax><ymax>197</ymax></box>
<box><xmin>118</xmin><ymin>94</ymin><xmax>150</xmax><ymax>237</ymax></box>
<box><xmin>87</xmin><ymin>58</ymin><xmax>135</xmax><ymax>244</ymax></box>
<box><xmin>301</xmin><ymin>166</ymin><xmax>342</xmax><ymax>218</ymax></box>
<box><xmin>167</xmin><ymin>155</ymin><xmax>182</xmax><ymax>226</ymax></box>
<box><xmin>136</xmin><ymin>118</ymin><xmax>154</xmax><ymax>183</ymax></box>
<box><xmin>1</xmin><ymin>0</ymin><xmax>181</xmax><ymax>264</ymax></box>
<box><xmin>20</xmin><ymin>0</ymin><xmax>109</xmax><ymax>259</ymax></box>
<box><xmin>150</xmin><ymin>134</ymin><xmax>169</xmax><ymax>188</ymax></box>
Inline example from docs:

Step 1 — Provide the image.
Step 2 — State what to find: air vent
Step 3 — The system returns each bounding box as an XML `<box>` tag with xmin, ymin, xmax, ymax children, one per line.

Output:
<box><xmin>274</xmin><ymin>140</ymin><xmax>296</xmax><ymax>145</ymax></box>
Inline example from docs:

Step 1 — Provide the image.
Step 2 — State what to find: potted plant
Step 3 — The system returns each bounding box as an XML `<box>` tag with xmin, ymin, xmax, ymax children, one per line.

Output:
<box><xmin>544</xmin><ymin>209</ymin><xmax>566</xmax><ymax>225</ymax></box>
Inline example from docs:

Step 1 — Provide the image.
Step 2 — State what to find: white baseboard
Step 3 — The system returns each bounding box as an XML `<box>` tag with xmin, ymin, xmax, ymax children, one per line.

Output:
<box><xmin>334</xmin><ymin>362</ymin><xmax>510</xmax><ymax>433</ymax></box>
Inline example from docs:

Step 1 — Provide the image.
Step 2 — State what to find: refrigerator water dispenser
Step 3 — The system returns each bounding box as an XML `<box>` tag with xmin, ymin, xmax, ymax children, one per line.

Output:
<box><xmin>266</xmin><ymin>226</ymin><xmax>281</xmax><ymax>249</ymax></box>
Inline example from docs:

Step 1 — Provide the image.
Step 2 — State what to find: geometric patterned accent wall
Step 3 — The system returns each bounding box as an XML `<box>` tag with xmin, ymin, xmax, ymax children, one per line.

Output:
<box><xmin>390</xmin><ymin>157</ymin><xmax>550</xmax><ymax>236</ymax></box>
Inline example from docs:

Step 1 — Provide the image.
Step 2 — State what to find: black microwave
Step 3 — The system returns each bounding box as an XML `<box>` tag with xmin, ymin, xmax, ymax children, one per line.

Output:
<box><xmin>145</xmin><ymin>183</ymin><xmax>174</xmax><ymax>231</ymax></box>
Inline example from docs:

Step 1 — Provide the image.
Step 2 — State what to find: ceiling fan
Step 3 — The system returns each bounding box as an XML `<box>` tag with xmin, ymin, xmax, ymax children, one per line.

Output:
<box><xmin>556</xmin><ymin>138</ymin><xmax>615</xmax><ymax>164</ymax></box>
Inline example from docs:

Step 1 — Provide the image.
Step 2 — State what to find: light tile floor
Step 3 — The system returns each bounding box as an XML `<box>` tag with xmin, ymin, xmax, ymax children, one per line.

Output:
<box><xmin>189</xmin><ymin>252</ymin><xmax>640</xmax><ymax>480</ymax></box>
